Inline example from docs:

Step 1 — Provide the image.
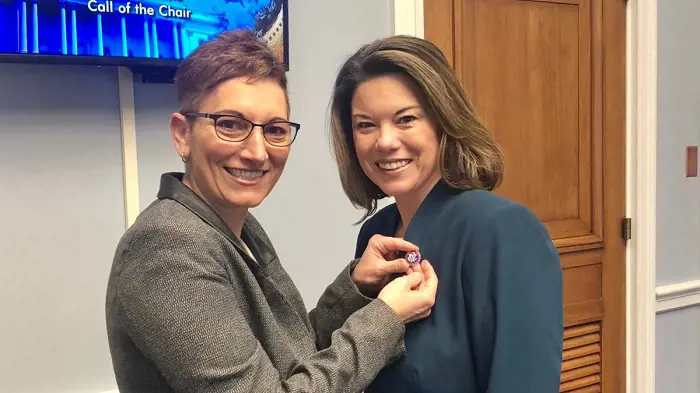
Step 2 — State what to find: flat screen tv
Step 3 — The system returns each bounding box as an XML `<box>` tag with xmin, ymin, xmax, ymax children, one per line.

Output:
<box><xmin>0</xmin><ymin>0</ymin><xmax>289</xmax><ymax>77</ymax></box>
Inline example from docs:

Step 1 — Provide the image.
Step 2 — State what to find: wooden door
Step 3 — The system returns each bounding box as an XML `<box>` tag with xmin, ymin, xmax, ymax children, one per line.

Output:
<box><xmin>424</xmin><ymin>0</ymin><xmax>627</xmax><ymax>392</ymax></box>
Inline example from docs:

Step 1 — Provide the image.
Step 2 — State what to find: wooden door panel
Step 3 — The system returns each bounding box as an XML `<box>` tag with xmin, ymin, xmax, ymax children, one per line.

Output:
<box><xmin>455</xmin><ymin>0</ymin><xmax>602</xmax><ymax>250</ymax></box>
<box><xmin>563</xmin><ymin>264</ymin><xmax>601</xmax><ymax>304</ymax></box>
<box><xmin>561</xmin><ymin>251</ymin><xmax>603</xmax><ymax>324</ymax></box>
<box><xmin>451</xmin><ymin>0</ymin><xmax>606</xmax><ymax>328</ymax></box>
<box><xmin>425</xmin><ymin>0</ymin><xmax>626</xmax><ymax>392</ymax></box>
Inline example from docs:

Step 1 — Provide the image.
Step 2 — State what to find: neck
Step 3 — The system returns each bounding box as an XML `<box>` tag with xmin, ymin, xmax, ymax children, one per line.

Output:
<box><xmin>218</xmin><ymin>207</ymin><xmax>249</xmax><ymax>239</ymax></box>
<box><xmin>183</xmin><ymin>174</ymin><xmax>248</xmax><ymax>238</ymax></box>
<box><xmin>394</xmin><ymin>176</ymin><xmax>441</xmax><ymax>236</ymax></box>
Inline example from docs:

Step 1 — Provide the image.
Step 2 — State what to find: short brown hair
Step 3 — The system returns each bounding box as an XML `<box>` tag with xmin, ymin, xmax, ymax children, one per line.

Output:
<box><xmin>175</xmin><ymin>29</ymin><xmax>288</xmax><ymax>113</ymax></box>
<box><xmin>329</xmin><ymin>35</ymin><xmax>504</xmax><ymax>222</ymax></box>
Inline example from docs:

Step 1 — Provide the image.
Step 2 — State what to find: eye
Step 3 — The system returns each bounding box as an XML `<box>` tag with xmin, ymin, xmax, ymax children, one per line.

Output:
<box><xmin>218</xmin><ymin>117</ymin><xmax>249</xmax><ymax>131</ymax></box>
<box><xmin>354</xmin><ymin>121</ymin><xmax>375</xmax><ymax>130</ymax></box>
<box><xmin>396</xmin><ymin>115</ymin><xmax>417</xmax><ymax>125</ymax></box>
<box><xmin>265</xmin><ymin>125</ymin><xmax>289</xmax><ymax>136</ymax></box>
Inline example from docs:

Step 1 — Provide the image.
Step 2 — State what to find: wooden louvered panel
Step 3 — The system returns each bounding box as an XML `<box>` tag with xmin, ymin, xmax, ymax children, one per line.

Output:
<box><xmin>562</xmin><ymin>354</ymin><xmax>600</xmax><ymax>371</ymax></box>
<box><xmin>560</xmin><ymin>322</ymin><xmax>602</xmax><ymax>393</ymax></box>
<box><xmin>563</xmin><ymin>385</ymin><xmax>602</xmax><ymax>393</ymax></box>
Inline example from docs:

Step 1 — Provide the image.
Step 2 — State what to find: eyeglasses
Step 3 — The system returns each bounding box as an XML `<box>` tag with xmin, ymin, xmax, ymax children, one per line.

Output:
<box><xmin>183</xmin><ymin>112</ymin><xmax>301</xmax><ymax>147</ymax></box>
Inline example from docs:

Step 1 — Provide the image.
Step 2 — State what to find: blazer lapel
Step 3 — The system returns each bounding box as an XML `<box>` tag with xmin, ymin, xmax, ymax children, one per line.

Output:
<box><xmin>156</xmin><ymin>172</ymin><xmax>312</xmax><ymax>333</ymax></box>
<box><xmin>156</xmin><ymin>172</ymin><xmax>273</xmax><ymax>273</ymax></box>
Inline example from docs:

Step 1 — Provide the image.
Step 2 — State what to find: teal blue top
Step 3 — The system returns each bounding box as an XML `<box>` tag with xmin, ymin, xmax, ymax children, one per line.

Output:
<box><xmin>356</xmin><ymin>182</ymin><xmax>564</xmax><ymax>393</ymax></box>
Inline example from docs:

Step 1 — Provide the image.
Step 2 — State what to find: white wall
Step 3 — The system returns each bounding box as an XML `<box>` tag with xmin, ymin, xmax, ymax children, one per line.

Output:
<box><xmin>656</xmin><ymin>1</ymin><xmax>700</xmax><ymax>392</ymax></box>
<box><xmin>0</xmin><ymin>64</ymin><xmax>127</xmax><ymax>393</ymax></box>
<box><xmin>656</xmin><ymin>307</ymin><xmax>700</xmax><ymax>393</ymax></box>
<box><xmin>656</xmin><ymin>0</ymin><xmax>700</xmax><ymax>286</ymax></box>
<box><xmin>0</xmin><ymin>1</ymin><xmax>393</xmax><ymax>391</ymax></box>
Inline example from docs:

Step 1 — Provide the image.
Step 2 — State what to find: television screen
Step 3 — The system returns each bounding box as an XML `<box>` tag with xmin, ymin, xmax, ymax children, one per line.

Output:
<box><xmin>0</xmin><ymin>0</ymin><xmax>288</xmax><ymax>68</ymax></box>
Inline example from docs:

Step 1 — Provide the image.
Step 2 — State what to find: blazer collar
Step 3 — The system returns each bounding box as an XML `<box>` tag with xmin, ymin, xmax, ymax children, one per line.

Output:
<box><xmin>403</xmin><ymin>180</ymin><xmax>460</xmax><ymax>240</ymax></box>
<box><xmin>156</xmin><ymin>172</ymin><xmax>276</xmax><ymax>272</ymax></box>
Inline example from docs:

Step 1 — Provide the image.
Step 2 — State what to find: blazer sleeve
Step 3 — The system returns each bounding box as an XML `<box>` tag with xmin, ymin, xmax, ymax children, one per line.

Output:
<box><xmin>465</xmin><ymin>203</ymin><xmax>564</xmax><ymax>393</ymax></box>
<box><xmin>307</xmin><ymin>259</ymin><xmax>375</xmax><ymax>350</ymax></box>
<box><xmin>115</xmin><ymin>224</ymin><xmax>406</xmax><ymax>393</ymax></box>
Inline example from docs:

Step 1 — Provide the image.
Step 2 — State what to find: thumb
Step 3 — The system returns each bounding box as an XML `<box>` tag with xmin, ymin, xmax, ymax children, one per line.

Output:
<box><xmin>370</xmin><ymin>235</ymin><xmax>418</xmax><ymax>256</ymax></box>
<box><xmin>382</xmin><ymin>258</ymin><xmax>410</xmax><ymax>274</ymax></box>
<box><xmin>396</xmin><ymin>271</ymin><xmax>423</xmax><ymax>290</ymax></box>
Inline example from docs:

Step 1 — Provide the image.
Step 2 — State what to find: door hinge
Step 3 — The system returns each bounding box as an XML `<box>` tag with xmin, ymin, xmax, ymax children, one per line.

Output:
<box><xmin>622</xmin><ymin>217</ymin><xmax>632</xmax><ymax>241</ymax></box>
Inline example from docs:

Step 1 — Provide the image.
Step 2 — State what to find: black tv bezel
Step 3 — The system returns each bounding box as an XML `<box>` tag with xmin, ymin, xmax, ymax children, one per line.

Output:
<box><xmin>0</xmin><ymin>0</ymin><xmax>290</xmax><ymax>75</ymax></box>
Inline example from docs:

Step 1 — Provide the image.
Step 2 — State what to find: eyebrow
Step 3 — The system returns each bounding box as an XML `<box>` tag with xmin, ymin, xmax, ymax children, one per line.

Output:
<box><xmin>395</xmin><ymin>105</ymin><xmax>421</xmax><ymax>115</ymax></box>
<box><xmin>351</xmin><ymin>105</ymin><xmax>421</xmax><ymax>119</ymax></box>
<box><xmin>216</xmin><ymin>110</ymin><xmax>288</xmax><ymax>122</ymax></box>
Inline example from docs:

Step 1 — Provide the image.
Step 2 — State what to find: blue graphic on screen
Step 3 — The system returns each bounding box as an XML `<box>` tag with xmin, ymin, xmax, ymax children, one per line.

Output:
<box><xmin>0</xmin><ymin>0</ymin><xmax>285</xmax><ymax>61</ymax></box>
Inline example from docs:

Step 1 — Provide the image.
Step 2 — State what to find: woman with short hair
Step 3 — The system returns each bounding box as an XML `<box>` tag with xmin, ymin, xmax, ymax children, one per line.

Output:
<box><xmin>105</xmin><ymin>30</ymin><xmax>438</xmax><ymax>393</ymax></box>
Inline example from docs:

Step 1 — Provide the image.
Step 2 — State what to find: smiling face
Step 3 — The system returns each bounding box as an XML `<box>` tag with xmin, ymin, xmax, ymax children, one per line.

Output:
<box><xmin>351</xmin><ymin>74</ymin><xmax>442</xmax><ymax>206</ymax></box>
<box><xmin>170</xmin><ymin>77</ymin><xmax>291</xmax><ymax>218</ymax></box>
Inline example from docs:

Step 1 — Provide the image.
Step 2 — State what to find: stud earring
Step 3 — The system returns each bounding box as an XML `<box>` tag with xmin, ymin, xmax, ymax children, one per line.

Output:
<box><xmin>180</xmin><ymin>152</ymin><xmax>188</xmax><ymax>163</ymax></box>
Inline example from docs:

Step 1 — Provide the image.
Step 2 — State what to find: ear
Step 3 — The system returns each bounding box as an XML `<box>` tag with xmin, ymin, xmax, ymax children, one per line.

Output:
<box><xmin>170</xmin><ymin>112</ymin><xmax>191</xmax><ymax>161</ymax></box>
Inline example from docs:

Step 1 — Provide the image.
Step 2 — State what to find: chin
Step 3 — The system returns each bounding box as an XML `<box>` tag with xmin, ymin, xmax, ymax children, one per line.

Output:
<box><xmin>376</xmin><ymin>184</ymin><xmax>412</xmax><ymax>200</ymax></box>
<box><xmin>235</xmin><ymin>197</ymin><xmax>267</xmax><ymax>209</ymax></box>
<box><xmin>222</xmin><ymin>190</ymin><xmax>268</xmax><ymax>209</ymax></box>
<box><xmin>370</xmin><ymin>177</ymin><xmax>411</xmax><ymax>197</ymax></box>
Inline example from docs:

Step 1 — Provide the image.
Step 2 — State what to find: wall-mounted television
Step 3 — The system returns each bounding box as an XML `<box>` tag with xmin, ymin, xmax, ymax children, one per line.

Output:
<box><xmin>0</xmin><ymin>0</ymin><xmax>289</xmax><ymax>81</ymax></box>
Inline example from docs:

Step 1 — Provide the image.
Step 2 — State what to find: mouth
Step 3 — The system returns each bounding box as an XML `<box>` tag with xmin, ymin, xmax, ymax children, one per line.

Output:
<box><xmin>224</xmin><ymin>167</ymin><xmax>267</xmax><ymax>182</ymax></box>
<box><xmin>376</xmin><ymin>159</ymin><xmax>412</xmax><ymax>171</ymax></box>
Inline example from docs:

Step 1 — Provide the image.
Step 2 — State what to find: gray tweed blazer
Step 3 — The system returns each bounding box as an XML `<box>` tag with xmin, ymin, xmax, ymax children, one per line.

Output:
<box><xmin>105</xmin><ymin>172</ymin><xmax>406</xmax><ymax>393</ymax></box>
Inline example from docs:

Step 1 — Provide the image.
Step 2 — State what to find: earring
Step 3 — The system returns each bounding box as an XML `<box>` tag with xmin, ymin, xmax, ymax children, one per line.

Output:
<box><xmin>180</xmin><ymin>152</ymin><xmax>188</xmax><ymax>163</ymax></box>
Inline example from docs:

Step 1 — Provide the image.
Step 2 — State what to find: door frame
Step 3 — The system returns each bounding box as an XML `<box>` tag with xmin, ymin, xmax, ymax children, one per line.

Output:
<box><xmin>390</xmin><ymin>1</ymin><xmax>658</xmax><ymax>392</ymax></box>
<box><xmin>625</xmin><ymin>1</ymin><xmax>657</xmax><ymax>393</ymax></box>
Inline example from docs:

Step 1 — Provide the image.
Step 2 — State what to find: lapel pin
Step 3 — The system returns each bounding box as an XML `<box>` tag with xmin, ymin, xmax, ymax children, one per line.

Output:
<box><xmin>406</xmin><ymin>250</ymin><xmax>421</xmax><ymax>266</ymax></box>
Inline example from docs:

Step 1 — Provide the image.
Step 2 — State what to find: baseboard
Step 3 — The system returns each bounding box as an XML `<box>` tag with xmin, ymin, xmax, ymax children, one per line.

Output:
<box><xmin>656</xmin><ymin>280</ymin><xmax>700</xmax><ymax>313</ymax></box>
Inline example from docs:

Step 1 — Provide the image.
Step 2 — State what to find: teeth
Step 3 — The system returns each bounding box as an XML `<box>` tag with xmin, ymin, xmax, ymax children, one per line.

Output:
<box><xmin>227</xmin><ymin>168</ymin><xmax>264</xmax><ymax>180</ymax></box>
<box><xmin>377</xmin><ymin>160</ymin><xmax>411</xmax><ymax>170</ymax></box>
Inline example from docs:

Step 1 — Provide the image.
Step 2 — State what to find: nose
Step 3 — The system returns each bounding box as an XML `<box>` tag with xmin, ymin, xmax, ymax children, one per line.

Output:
<box><xmin>239</xmin><ymin>127</ymin><xmax>269</xmax><ymax>164</ymax></box>
<box><xmin>375</xmin><ymin>124</ymin><xmax>401</xmax><ymax>152</ymax></box>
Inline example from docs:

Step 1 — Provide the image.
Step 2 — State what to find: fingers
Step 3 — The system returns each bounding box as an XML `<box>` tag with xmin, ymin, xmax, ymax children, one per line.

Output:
<box><xmin>399</xmin><ymin>271</ymin><xmax>423</xmax><ymax>290</ymax></box>
<box><xmin>370</xmin><ymin>234</ymin><xmax>418</xmax><ymax>255</ymax></box>
<box><xmin>402</xmin><ymin>262</ymin><xmax>421</xmax><ymax>274</ymax></box>
<box><xmin>397</xmin><ymin>260</ymin><xmax>438</xmax><ymax>324</ymax></box>
<box><xmin>419</xmin><ymin>259</ymin><xmax>431</xmax><ymax>275</ymax></box>
<box><xmin>401</xmin><ymin>260</ymin><xmax>435</xmax><ymax>288</ymax></box>
<box><xmin>383</xmin><ymin>258</ymin><xmax>410</xmax><ymax>275</ymax></box>
<box><xmin>420</xmin><ymin>260</ymin><xmax>438</xmax><ymax>291</ymax></box>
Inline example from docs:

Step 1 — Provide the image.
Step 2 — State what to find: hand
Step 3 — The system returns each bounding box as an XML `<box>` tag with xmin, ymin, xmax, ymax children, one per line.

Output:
<box><xmin>378</xmin><ymin>260</ymin><xmax>438</xmax><ymax>323</ymax></box>
<box><xmin>352</xmin><ymin>234</ymin><xmax>419</xmax><ymax>296</ymax></box>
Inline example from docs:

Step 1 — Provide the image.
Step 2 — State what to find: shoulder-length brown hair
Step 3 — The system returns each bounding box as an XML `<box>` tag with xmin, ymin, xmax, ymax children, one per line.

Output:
<box><xmin>329</xmin><ymin>35</ymin><xmax>504</xmax><ymax>222</ymax></box>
